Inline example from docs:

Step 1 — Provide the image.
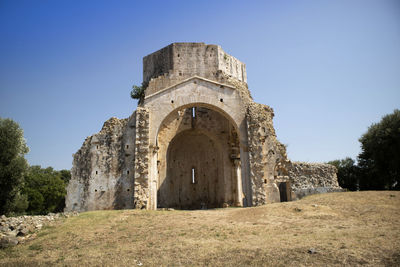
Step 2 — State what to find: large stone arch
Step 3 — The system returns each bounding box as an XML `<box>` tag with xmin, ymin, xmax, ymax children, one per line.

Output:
<box><xmin>157</xmin><ymin>107</ymin><xmax>240</xmax><ymax>209</ymax></box>
<box><xmin>155</xmin><ymin>102</ymin><xmax>241</xmax><ymax>143</ymax></box>
<box><xmin>143</xmin><ymin>76</ymin><xmax>247</xmax><ymax>144</ymax></box>
<box><xmin>142</xmin><ymin>76</ymin><xmax>251</xmax><ymax>209</ymax></box>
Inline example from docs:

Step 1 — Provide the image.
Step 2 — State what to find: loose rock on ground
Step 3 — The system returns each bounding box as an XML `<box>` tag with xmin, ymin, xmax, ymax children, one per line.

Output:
<box><xmin>0</xmin><ymin>212</ymin><xmax>79</xmax><ymax>248</ymax></box>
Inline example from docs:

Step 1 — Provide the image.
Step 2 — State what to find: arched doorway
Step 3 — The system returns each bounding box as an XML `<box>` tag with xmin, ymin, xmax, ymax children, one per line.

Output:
<box><xmin>156</xmin><ymin>106</ymin><xmax>241</xmax><ymax>209</ymax></box>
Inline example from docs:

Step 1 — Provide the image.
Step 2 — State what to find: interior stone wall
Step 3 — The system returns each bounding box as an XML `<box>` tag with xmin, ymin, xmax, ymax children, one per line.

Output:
<box><xmin>157</xmin><ymin>107</ymin><xmax>239</xmax><ymax>209</ymax></box>
<box><xmin>165</xmin><ymin>131</ymin><xmax>223</xmax><ymax>209</ymax></box>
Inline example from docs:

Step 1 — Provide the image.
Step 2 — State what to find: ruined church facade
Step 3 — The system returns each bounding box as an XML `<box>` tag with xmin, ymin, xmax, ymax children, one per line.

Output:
<box><xmin>65</xmin><ymin>43</ymin><xmax>341</xmax><ymax>211</ymax></box>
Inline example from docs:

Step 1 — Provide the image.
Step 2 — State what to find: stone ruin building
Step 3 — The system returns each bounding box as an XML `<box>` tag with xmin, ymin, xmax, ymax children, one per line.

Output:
<box><xmin>65</xmin><ymin>42</ymin><xmax>341</xmax><ymax>211</ymax></box>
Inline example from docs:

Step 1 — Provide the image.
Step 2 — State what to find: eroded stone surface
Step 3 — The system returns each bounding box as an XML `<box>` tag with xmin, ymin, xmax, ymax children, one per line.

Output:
<box><xmin>287</xmin><ymin>162</ymin><xmax>342</xmax><ymax>200</ymax></box>
<box><xmin>66</xmin><ymin>115</ymin><xmax>136</xmax><ymax>211</ymax></box>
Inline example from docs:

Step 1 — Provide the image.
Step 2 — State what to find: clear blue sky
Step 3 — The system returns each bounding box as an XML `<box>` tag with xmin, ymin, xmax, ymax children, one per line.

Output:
<box><xmin>1</xmin><ymin>0</ymin><xmax>399</xmax><ymax>170</ymax></box>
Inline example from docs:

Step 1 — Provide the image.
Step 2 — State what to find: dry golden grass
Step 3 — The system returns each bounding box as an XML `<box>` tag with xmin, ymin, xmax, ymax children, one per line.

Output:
<box><xmin>0</xmin><ymin>191</ymin><xmax>399</xmax><ymax>266</ymax></box>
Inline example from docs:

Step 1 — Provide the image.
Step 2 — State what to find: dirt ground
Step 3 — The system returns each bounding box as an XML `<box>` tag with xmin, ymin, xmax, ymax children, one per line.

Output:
<box><xmin>1</xmin><ymin>191</ymin><xmax>399</xmax><ymax>266</ymax></box>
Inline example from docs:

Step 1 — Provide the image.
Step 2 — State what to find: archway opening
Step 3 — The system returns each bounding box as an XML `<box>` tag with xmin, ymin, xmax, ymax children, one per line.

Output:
<box><xmin>157</xmin><ymin>106</ymin><xmax>241</xmax><ymax>209</ymax></box>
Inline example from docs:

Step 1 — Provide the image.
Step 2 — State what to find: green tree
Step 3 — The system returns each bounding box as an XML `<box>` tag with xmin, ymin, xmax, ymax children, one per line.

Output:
<box><xmin>23</xmin><ymin>166</ymin><xmax>67</xmax><ymax>214</ymax></box>
<box><xmin>358</xmin><ymin>109</ymin><xmax>400</xmax><ymax>190</ymax></box>
<box><xmin>0</xmin><ymin>118</ymin><xmax>29</xmax><ymax>215</ymax></box>
<box><xmin>130</xmin><ymin>81</ymin><xmax>148</xmax><ymax>104</ymax></box>
<box><xmin>328</xmin><ymin>157</ymin><xmax>360</xmax><ymax>191</ymax></box>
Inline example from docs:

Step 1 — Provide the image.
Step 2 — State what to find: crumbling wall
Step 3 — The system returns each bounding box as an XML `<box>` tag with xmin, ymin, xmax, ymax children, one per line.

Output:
<box><xmin>133</xmin><ymin>107</ymin><xmax>150</xmax><ymax>209</ymax></box>
<box><xmin>67</xmin><ymin>42</ymin><xmax>342</xmax><ymax>211</ymax></box>
<box><xmin>246</xmin><ymin>103</ymin><xmax>289</xmax><ymax>205</ymax></box>
<box><xmin>288</xmin><ymin>162</ymin><xmax>342</xmax><ymax>200</ymax></box>
<box><xmin>65</xmin><ymin>115</ymin><xmax>136</xmax><ymax>211</ymax></box>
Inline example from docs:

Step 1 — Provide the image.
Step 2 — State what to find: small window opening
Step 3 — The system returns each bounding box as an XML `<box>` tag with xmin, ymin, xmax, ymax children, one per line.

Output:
<box><xmin>126</xmin><ymin>145</ymin><xmax>129</xmax><ymax>149</ymax></box>
<box><xmin>191</xmin><ymin>168</ymin><xmax>196</xmax><ymax>184</ymax></box>
<box><xmin>264</xmin><ymin>179</ymin><xmax>267</xmax><ymax>184</ymax></box>
<box><xmin>95</xmin><ymin>189</ymin><xmax>98</xmax><ymax>192</ymax></box>
<box><xmin>177</xmin><ymin>54</ymin><xmax>180</xmax><ymax>57</ymax></box>
<box><xmin>220</xmin><ymin>98</ymin><xmax>223</xmax><ymax>102</ymax></box>
<box><xmin>96</xmin><ymin>145</ymin><xmax>99</xmax><ymax>149</ymax></box>
<box><xmin>127</xmin><ymin>189</ymin><xmax>130</xmax><ymax>192</ymax></box>
<box><xmin>95</xmin><ymin>171</ymin><xmax>98</xmax><ymax>175</ymax></box>
<box><xmin>192</xmin><ymin>107</ymin><xmax>196</xmax><ymax>118</ymax></box>
<box><xmin>171</xmin><ymin>100</ymin><xmax>174</xmax><ymax>103</ymax></box>
<box><xmin>127</xmin><ymin>170</ymin><xmax>130</xmax><ymax>175</ymax></box>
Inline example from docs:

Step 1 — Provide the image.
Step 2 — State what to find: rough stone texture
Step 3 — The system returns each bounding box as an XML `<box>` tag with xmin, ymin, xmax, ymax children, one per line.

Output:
<box><xmin>143</xmin><ymin>43</ymin><xmax>247</xmax><ymax>96</ymax></box>
<box><xmin>157</xmin><ymin>107</ymin><xmax>240</xmax><ymax>209</ymax></box>
<box><xmin>287</xmin><ymin>162</ymin><xmax>343</xmax><ymax>200</ymax></box>
<box><xmin>246</xmin><ymin>103</ymin><xmax>289</xmax><ymax>205</ymax></box>
<box><xmin>141</xmin><ymin>74</ymin><xmax>252</xmax><ymax>208</ymax></box>
<box><xmin>0</xmin><ymin>212</ymin><xmax>78</xmax><ymax>248</ymax></box>
<box><xmin>66</xmin><ymin>42</ymin><xmax>341</xmax><ymax>211</ymax></box>
<box><xmin>133</xmin><ymin>107</ymin><xmax>150</xmax><ymax>209</ymax></box>
<box><xmin>65</xmin><ymin>115</ymin><xmax>136</xmax><ymax>211</ymax></box>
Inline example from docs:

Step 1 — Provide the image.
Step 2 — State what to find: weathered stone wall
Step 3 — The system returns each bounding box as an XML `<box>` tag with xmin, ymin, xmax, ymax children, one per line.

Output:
<box><xmin>143</xmin><ymin>43</ymin><xmax>247</xmax><ymax>96</ymax></box>
<box><xmin>133</xmin><ymin>107</ymin><xmax>150</xmax><ymax>209</ymax></box>
<box><xmin>142</xmin><ymin>75</ymin><xmax>253</xmax><ymax>207</ymax></box>
<box><xmin>246</xmin><ymin>103</ymin><xmax>289</xmax><ymax>205</ymax></box>
<box><xmin>65</xmin><ymin>115</ymin><xmax>136</xmax><ymax>211</ymax></box>
<box><xmin>287</xmin><ymin>162</ymin><xmax>342</xmax><ymax>200</ymax></box>
<box><xmin>67</xmin><ymin>42</ymin><xmax>341</xmax><ymax>211</ymax></box>
<box><xmin>157</xmin><ymin>107</ymin><xmax>240</xmax><ymax>209</ymax></box>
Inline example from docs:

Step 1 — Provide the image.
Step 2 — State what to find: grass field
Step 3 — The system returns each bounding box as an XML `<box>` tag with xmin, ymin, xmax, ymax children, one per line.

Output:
<box><xmin>0</xmin><ymin>191</ymin><xmax>399</xmax><ymax>266</ymax></box>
